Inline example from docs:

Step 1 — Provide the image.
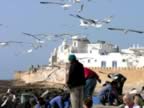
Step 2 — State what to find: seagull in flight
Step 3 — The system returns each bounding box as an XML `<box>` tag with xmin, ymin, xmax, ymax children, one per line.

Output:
<box><xmin>72</xmin><ymin>0</ymin><xmax>81</xmax><ymax>3</ymax></box>
<box><xmin>40</xmin><ymin>1</ymin><xmax>72</xmax><ymax>10</ymax></box>
<box><xmin>107</xmin><ymin>27</ymin><xmax>144</xmax><ymax>34</ymax></box>
<box><xmin>22</xmin><ymin>32</ymin><xmax>45</xmax><ymax>44</ymax></box>
<box><xmin>25</xmin><ymin>48</ymin><xmax>33</xmax><ymax>53</ymax></box>
<box><xmin>38</xmin><ymin>32</ymin><xmax>79</xmax><ymax>41</ymax></box>
<box><xmin>70</xmin><ymin>14</ymin><xmax>112</xmax><ymax>28</ymax></box>
<box><xmin>0</xmin><ymin>41</ymin><xmax>32</xmax><ymax>47</ymax></box>
<box><xmin>16</xmin><ymin>48</ymin><xmax>33</xmax><ymax>55</ymax></box>
<box><xmin>102</xmin><ymin>16</ymin><xmax>113</xmax><ymax>23</ymax></box>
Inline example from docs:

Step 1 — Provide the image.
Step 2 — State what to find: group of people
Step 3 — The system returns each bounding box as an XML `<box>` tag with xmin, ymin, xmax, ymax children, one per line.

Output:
<box><xmin>1</xmin><ymin>54</ymin><xmax>144</xmax><ymax>108</ymax></box>
<box><xmin>66</xmin><ymin>54</ymin><xmax>144</xmax><ymax>108</ymax></box>
<box><xmin>0</xmin><ymin>88</ymin><xmax>71</xmax><ymax>108</ymax></box>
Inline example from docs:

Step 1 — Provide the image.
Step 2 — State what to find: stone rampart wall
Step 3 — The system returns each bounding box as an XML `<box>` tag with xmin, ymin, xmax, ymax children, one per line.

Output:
<box><xmin>14</xmin><ymin>67</ymin><xmax>144</xmax><ymax>91</ymax></box>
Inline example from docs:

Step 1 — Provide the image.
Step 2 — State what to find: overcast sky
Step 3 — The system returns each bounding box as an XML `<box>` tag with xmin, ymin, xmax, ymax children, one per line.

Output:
<box><xmin>0</xmin><ymin>0</ymin><xmax>144</xmax><ymax>79</ymax></box>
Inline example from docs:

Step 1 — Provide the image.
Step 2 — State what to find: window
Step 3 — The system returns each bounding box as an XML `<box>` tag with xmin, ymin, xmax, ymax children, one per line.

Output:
<box><xmin>112</xmin><ymin>61</ymin><xmax>117</xmax><ymax>68</ymax></box>
<box><xmin>122</xmin><ymin>59</ymin><xmax>126</xmax><ymax>62</ymax></box>
<box><xmin>101</xmin><ymin>61</ymin><xmax>106</xmax><ymax>68</ymax></box>
<box><xmin>88</xmin><ymin>59</ymin><xmax>90</xmax><ymax>63</ymax></box>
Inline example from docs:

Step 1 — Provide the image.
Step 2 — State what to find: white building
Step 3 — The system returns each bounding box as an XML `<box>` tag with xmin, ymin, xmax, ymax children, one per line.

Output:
<box><xmin>49</xmin><ymin>36</ymin><xmax>144</xmax><ymax>68</ymax></box>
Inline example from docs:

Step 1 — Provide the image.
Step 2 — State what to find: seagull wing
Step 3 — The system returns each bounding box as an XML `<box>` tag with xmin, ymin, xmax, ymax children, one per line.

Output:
<box><xmin>19</xmin><ymin>48</ymin><xmax>33</xmax><ymax>55</ymax></box>
<box><xmin>87</xmin><ymin>19</ymin><xmax>97</xmax><ymax>24</ymax></box>
<box><xmin>76</xmin><ymin>15</ymin><xmax>97</xmax><ymax>24</ymax></box>
<box><xmin>0</xmin><ymin>41</ymin><xmax>33</xmax><ymax>47</ymax></box>
<box><xmin>70</xmin><ymin>14</ymin><xmax>97</xmax><ymax>26</ymax></box>
<box><xmin>61</xmin><ymin>4</ymin><xmax>72</xmax><ymax>9</ymax></box>
<box><xmin>108</xmin><ymin>27</ymin><xmax>130</xmax><ymax>34</ymax></box>
<box><xmin>102</xmin><ymin>16</ymin><xmax>113</xmax><ymax>23</ymax></box>
<box><xmin>107</xmin><ymin>27</ymin><xmax>125</xmax><ymax>31</ymax></box>
<box><xmin>70</xmin><ymin>14</ymin><xmax>88</xmax><ymax>21</ymax></box>
<box><xmin>40</xmin><ymin>1</ymin><xmax>64</xmax><ymax>5</ymax></box>
<box><xmin>26</xmin><ymin>49</ymin><xmax>33</xmax><ymax>53</ymax></box>
<box><xmin>22</xmin><ymin>32</ymin><xmax>41</xmax><ymax>41</ymax></box>
<box><xmin>128</xmin><ymin>29</ymin><xmax>144</xmax><ymax>34</ymax></box>
<box><xmin>8</xmin><ymin>41</ymin><xmax>33</xmax><ymax>44</ymax></box>
<box><xmin>76</xmin><ymin>15</ymin><xmax>96</xmax><ymax>24</ymax></box>
<box><xmin>0</xmin><ymin>42</ymin><xmax>9</xmax><ymax>46</ymax></box>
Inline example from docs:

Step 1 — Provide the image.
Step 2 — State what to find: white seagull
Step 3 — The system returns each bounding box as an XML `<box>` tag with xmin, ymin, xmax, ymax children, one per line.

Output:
<box><xmin>72</xmin><ymin>0</ymin><xmax>81</xmax><ymax>3</ymax></box>
<box><xmin>40</xmin><ymin>1</ymin><xmax>72</xmax><ymax>10</ymax></box>
<box><xmin>107</xmin><ymin>27</ymin><xmax>144</xmax><ymax>34</ymax></box>
<box><xmin>25</xmin><ymin>48</ymin><xmax>33</xmax><ymax>53</ymax></box>
<box><xmin>22</xmin><ymin>32</ymin><xmax>45</xmax><ymax>44</ymax></box>
<box><xmin>70</xmin><ymin>14</ymin><xmax>112</xmax><ymax>28</ymax></box>
<box><xmin>38</xmin><ymin>32</ymin><xmax>79</xmax><ymax>41</ymax></box>
<box><xmin>0</xmin><ymin>41</ymin><xmax>32</xmax><ymax>47</ymax></box>
<box><xmin>102</xmin><ymin>16</ymin><xmax>113</xmax><ymax>23</ymax></box>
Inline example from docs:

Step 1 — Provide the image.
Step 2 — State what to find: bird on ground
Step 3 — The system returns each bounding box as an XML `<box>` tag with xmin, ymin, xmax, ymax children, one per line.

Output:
<box><xmin>70</xmin><ymin>14</ymin><xmax>113</xmax><ymax>28</ymax></box>
<box><xmin>107</xmin><ymin>27</ymin><xmax>144</xmax><ymax>34</ymax></box>
<box><xmin>40</xmin><ymin>1</ymin><xmax>72</xmax><ymax>10</ymax></box>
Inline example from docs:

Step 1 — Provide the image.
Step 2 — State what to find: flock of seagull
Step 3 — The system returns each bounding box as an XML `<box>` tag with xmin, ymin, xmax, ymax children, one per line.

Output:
<box><xmin>0</xmin><ymin>31</ymin><xmax>79</xmax><ymax>54</ymax></box>
<box><xmin>40</xmin><ymin>0</ymin><xmax>144</xmax><ymax>33</ymax></box>
<box><xmin>0</xmin><ymin>0</ymin><xmax>144</xmax><ymax>55</ymax></box>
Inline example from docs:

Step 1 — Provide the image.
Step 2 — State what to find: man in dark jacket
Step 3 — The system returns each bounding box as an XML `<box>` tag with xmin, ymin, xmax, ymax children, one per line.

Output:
<box><xmin>66</xmin><ymin>54</ymin><xmax>85</xmax><ymax>108</ymax></box>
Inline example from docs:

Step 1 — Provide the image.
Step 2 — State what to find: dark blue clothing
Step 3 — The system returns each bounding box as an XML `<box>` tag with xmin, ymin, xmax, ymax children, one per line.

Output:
<box><xmin>84</xmin><ymin>77</ymin><xmax>97</xmax><ymax>99</ymax></box>
<box><xmin>98</xmin><ymin>84</ymin><xmax>115</xmax><ymax>105</ymax></box>
<box><xmin>45</xmin><ymin>99</ymin><xmax>51</xmax><ymax>108</ymax></box>
<box><xmin>35</xmin><ymin>104</ymin><xmax>41</xmax><ymax>108</ymax></box>
<box><xmin>98</xmin><ymin>84</ymin><xmax>112</xmax><ymax>96</ymax></box>
<box><xmin>49</xmin><ymin>96</ymin><xmax>70</xmax><ymax>108</ymax></box>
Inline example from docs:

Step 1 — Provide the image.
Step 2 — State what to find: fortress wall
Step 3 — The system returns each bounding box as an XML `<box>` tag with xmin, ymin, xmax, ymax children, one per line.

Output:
<box><xmin>14</xmin><ymin>67</ymin><xmax>144</xmax><ymax>91</ymax></box>
<box><xmin>14</xmin><ymin>67</ymin><xmax>66</xmax><ymax>84</ymax></box>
